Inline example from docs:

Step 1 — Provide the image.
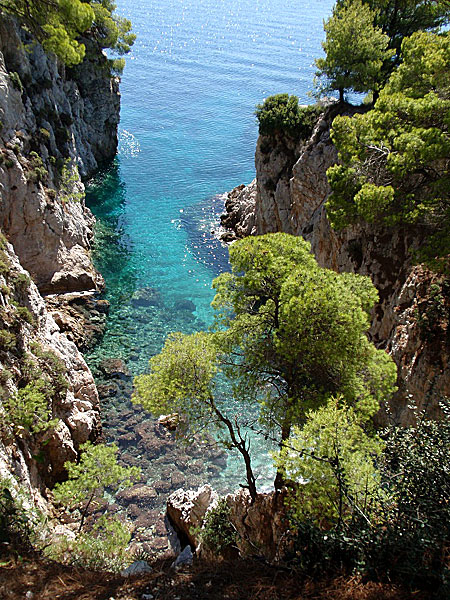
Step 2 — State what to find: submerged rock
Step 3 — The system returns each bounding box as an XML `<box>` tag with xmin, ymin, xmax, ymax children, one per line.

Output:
<box><xmin>99</xmin><ymin>357</ymin><xmax>131</xmax><ymax>380</ymax></box>
<box><xmin>173</xmin><ymin>299</ymin><xmax>196</xmax><ymax>312</ymax></box>
<box><xmin>131</xmin><ymin>287</ymin><xmax>162</xmax><ymax>308</ymax></box>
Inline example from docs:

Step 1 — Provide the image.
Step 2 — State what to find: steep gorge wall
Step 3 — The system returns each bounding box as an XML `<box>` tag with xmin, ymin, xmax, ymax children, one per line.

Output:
<box><xmin>0</xmin><ymin>16</ymin><xmax>118</xmax><ymax>504</ymax></box>
<box><xmin>221</xmin><ymin>105</ymin><xmax>449</xmax><ymax>425</ymax></box>
<box><xmin>0</xmin><ymin>16</ymin><xmax>119</xmax><ymax>293</ymax></box>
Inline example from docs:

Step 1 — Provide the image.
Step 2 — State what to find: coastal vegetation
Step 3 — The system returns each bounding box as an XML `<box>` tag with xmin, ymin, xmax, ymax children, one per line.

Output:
<box><xmin>133</xmin><ymin>233</ymin><xmax>397</xmax><ymax>499</ymax></box>
<box><xmin>0</xmin><ymin>0</ymin><xmax>448</xmax><ymax>596</ymax></box>
<box><xmin>0</xmin><ymin>0</ymin><xmax>135</xmax><ymax>70</ymax></box>
<box><xmin>327</xmin><ymin>29</ymin><xmax>450</xmax><ymax>270</ymax></box>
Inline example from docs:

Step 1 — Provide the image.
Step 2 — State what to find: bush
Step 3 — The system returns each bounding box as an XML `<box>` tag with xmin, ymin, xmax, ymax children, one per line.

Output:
<box><xmin>255</xmin><ymin>94</ymin><xmax>321</xmax><ymax>139</ymax></box>
<box><xmin>8</xmin><ymin>71</ymin><xmax>23</xmax><ymax>94</ymax></box>
<box><xmin>200</xmin><ymin>499</ymin><xmax>237</xmax><ymax>554</ymax></box>
<box><xmin>45</xmin><ymin>515</ymin><xmax>132</xmax><ymax>572</ymax></box>
<box><xmin>13</xmin><ymin>273</ymin><xmax>31</xmax><ymax>293</ymax></box>
<box><xmin>26</xmin><ymin>151</ymin><xmax>48</xmax><ymax>184</ymax></box>
<box><xmin>2</xmin><ymin>380</ymin><xmax>58</xmax><ymax>437</ymax></box>
<box><xmin>0</xmin><ymin>477</ymin><xmax>45</xmax><ymax>554</ymax></box>
<box><xmin>0</xmin><ymin>329</ymin><xmax>16</xmax><ymax>350</ymax></box>
<box><xmin>284</xmin><ymin>400</ymin><xmax>450</xmax><ymax>597</ymax></box>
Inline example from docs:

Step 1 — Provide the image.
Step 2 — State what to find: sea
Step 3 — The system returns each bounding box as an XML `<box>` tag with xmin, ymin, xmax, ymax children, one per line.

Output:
<box><xmin>85</xmin><ymin>0</ymin><xmax>335</xmax><ymax>496</ymax></box>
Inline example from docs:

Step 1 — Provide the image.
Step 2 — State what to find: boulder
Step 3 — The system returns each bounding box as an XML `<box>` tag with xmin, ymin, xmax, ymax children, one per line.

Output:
<box><xmin>166</xmin><ymin>485</ymin><xmax>218</xmax><ymax>548</ymax></box>
<box><xmin>131</xmin><ymin>287</ymin><xmax>162</xmax><ymax>308</ymax></box>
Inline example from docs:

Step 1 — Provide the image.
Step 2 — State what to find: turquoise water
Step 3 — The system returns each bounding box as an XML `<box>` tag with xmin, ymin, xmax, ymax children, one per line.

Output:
<box><xmin>86</xmin><ymin>0</ymin><xmax>335</xmax><ymax>493</ymax></box>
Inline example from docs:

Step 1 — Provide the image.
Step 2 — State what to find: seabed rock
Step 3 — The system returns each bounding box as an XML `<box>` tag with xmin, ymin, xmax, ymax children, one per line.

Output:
<box><xmin>131</xmin><ymin>287</ymin><xmax>163</xmax><ymax>308</ymax></box>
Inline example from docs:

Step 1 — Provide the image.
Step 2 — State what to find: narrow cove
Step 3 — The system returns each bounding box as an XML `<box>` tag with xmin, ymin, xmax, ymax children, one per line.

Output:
<box><xmin>84</xmin><ymin>0</ymin><xmax>334</xmax><ymax>550</ymax></box>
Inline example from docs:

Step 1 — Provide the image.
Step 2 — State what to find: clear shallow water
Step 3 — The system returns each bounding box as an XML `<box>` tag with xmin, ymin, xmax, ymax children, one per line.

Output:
<box><xmin>86</xmin><ymin>0</ymin><xmax>334</xmax><ymax>495</ymax></box>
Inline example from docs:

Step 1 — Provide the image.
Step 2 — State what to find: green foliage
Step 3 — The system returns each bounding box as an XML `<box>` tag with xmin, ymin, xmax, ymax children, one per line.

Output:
<box><xmin>0</xmin><ymin>257</ymin><xmax>10</xmax><ymax>276</ymax></box>
<box><xmin>45</xmin><ymin>514</ymin><xmax>132</xmax><ymax>572</ymax></box>
<box><xmin>255</xmin><ymin>94</ymin><xmax>322</xmax><ymax>139</ymax></box>
<box><xmin>0</xmin><ymin>329</ymin><xmax>16</xmax><ymax>350</ymax></box>
<box><xmin>26</xmin><ymin>151</ymin><xmax>48</xmax><ymax>184</ymax></box>
<box><xmin>0</xmin><ymin>477</ymin><xmax>46</xmax><ymax>554</ymax></box>
<box><xmin>57</xmin><ymin>159</ymin><xmax>84</xmax><ymax>203</ymax></box>
<box><xmin>360</xmin><ymin>0</ymin><xmax>450</xmax><ymax>57</ymax></box>
<box><xmin>53</xmin><ymin>441</ymin><xmax>140</xmax><ymax>530</ymax></box>
<box><xmin>8</xmin><ymin>71</ymin><xmax>23</xmax><ymax>94</ymax></box>
<box><xmin>200</xmin><ymin>499</ymin><xmax>238</xmax><ymax>553</ymax></box>
<box><xmin>415</xmin><ymin>279</ymin><xmax>450</xmax><ymax>341</ymax></box>
<box><xmin>327</xmin><ymin>31</ymin><xmax>450</xmax><ymax>270</ymax></box>
<box><xmin>315</xmin><ymin>0</ymin><xmax>394</xmax><ymax>101</ymax></box>
<box><xmin>212</xmin><ymin>234</ymin><xmax>396</xmax><ymax>440</ymax></box>
<box><xmin>276</xmin><ymin>397</ymin><xmax>385</xmax><ymax>527</ymax></box>
<box><xmin>372</xmin><ymin>404</ymin><xmax>450</xmax><ymax>590</ymax></box>
<box><xmin>13</xmin><ymin>304</ymin><xmax>34</xmax><ymax>325</ymax></box>
<box><xmin>134</xmin><ymin>233</ymin><xmax>397</xmax><ymax>493</ymax></box>
<box><xmin>134</xmin><ymin>331</ymin><xmax>218</xmax><ymax>427</ymax></box>
<box><xmin>1</xmin><ymin>0</ymin><xmax>135</xmax><ymax>67</ymax></box>
<box><xmin>283</xmin><ymin>401</ymin><xmax>450</xmax><ymax>594</ymax></box>
<box><xmin>13</xmin><ymin>272</ymin><xmax>31</xmax><ymax>293</ymax></box>
<box><xmin>1</xmin><ymin>380</ymin><xmax>59</xmax><ymax>437</ymax></box>
<box><xmin>39</xmin><ymin>127</ymin><xmax>51</xmax><ymax>140</ymax></box>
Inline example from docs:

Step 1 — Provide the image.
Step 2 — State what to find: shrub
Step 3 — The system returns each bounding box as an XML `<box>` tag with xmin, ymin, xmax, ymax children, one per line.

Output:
<box><xmin>39</xmin><ymin>127</ymin><xmax>51</xmax><ymax>139</ymax></box>
<box><xmin>284</xmin><ymin>400</ymin><xmax>450</xmax><ymax>596</ymax></box>
<box><xmin>0</xmin><ymin>258</ymin><xmax>10</xmax><ymax>276</ymax></box>
<box><xmin>2</xmin><ymin>380</ymin><xmax>58</xmax><ymax>437</ymax></box>
<box><xmin>13</xmin><ymin>272</ymin><xmax>31</xmax><ymax>293</ymax></box>
<box><xmin>26</xmin><ymin>151</ymin><xmax>48</xmax><ymax>184</ymax></box>
<box><xmin>255</xmin><ymin>94</ymin><xmax>321</xmax><ymax>139</ymax></box>
<box><xmin>200</xmin><ymin>499</ymin><xmax>237</xmax><ymax>554</ymax></box>
<box><xmin>8</xmin><ymin>71</ymin><xmax>23</xmax><ymax>94</ymax></box>
<box><xmin>415</xmin><ymin>280</ymin><xmax>449</xmax><ymax>342</ymax></box>
<box><xmin>14</xmin><ymin>305</ymin><xmax>34</xmax><ymax>325</ymax></box>
<box><xmin>53</xmin><ymin>442</ymin><xmax>140</xmax><ymax>532</ymax></box>
<box><xmin>45</xmin><ymin>515</ymin><xmax>132</xmax><ymax>572</ymax></box>
<box><xmin>0</xmin><ymin>329</ymin><xmax>16</xmax><ymax>351</ymax></box>
<box><xmin>0</xmin><ymin>477</ymin><xmax>45</xmax><ymax>554</ymax></box>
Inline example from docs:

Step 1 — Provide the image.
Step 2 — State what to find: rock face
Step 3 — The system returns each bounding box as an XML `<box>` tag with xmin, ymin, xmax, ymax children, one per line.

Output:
<box><xmin>0</xmin><ymin>15</ymin><xmax>118</xmax><ymax>509</ymax></box>
<box><xmin>0</xmin><ymin>16</ymin><xmax>119</xmax><ymax>293</ymax></box>
<box><xmin>0</xmin><ymin>240</ymin><xmax>100</xmax><ymax>495</ymax></box>
<box><xmin>221</xmin><ymin>105</ymin><xmax>449</xmax><ymax>424</ymax></box>
<box><xmin>167</xmin><ymin>486</ymin><xmax>291</xmax><ymax>562</ymax></box>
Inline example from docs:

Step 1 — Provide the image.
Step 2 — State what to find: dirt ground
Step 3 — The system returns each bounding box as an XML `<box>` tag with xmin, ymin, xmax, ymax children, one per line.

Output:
<box><xmin>0</xmin><ymin>553</ymin><xmax>431</xmax><ymax>600</ymax></box>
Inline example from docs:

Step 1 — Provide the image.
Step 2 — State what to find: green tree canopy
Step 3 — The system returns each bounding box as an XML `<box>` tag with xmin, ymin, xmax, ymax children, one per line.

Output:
<box><xmin>359</xmin><ymin>0</ymin><xmax>450</xmax><ymax>57</ymax></box>
<box><xmin>134</xmin><ymin>233</ymin><xmax>397</xmax><ymax>494</ymax></box>
<box><xmin>0</xmin><ymin>0</ymin><xmax>135</xmax><ymax>66</ymax></box>
<box><xmin>326</xmin><ymin>31</ymin><xmax>450</xmax><ymax>271</ymax></box>
<box><xmin>53</xmin><ymin>441</ymin><xmax>140</xmax><ymax>531</ymax></box>
<box><xmin>275</xmin><ymin>397</ymin><xmax>385</xmax><ymax>527</ymax></box>
<box><xmin>315</xmin><ymin>0</ymin><xmax>394</xmax><ymax>101</ymax></box>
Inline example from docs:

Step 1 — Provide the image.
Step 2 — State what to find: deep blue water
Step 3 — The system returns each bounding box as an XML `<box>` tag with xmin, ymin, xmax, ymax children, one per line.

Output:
<box><xmin>86</xmin><ymin>0</ymin><xmax>334</xmax><ymax>491</ymax></box>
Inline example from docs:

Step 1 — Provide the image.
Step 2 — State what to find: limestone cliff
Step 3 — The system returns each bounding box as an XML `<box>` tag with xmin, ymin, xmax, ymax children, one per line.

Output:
<box><xmin>221</xmin><ymin>105</ymin><xmax>449</xmax><ymax>425</ymax></box>
<box><xmin>0</xmin><ymin>15</ymin><xmax>119</xmax><ymax>505</ymax></box>
<box><xmin>0</xmin><ymin>16</ymin><xmax>119</xmax><ymax>293</ymax></box>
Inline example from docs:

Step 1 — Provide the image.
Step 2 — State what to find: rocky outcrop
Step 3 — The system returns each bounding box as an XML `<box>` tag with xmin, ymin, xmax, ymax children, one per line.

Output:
<box><xmin>220</xmin><ymin>105</ymin><xmax>449</xmax><ymax>424</ymax></box>
<box><xmin>167</xmin><ymin>485</ymin><xmax>291</xmax><ymax>562</ymax></box>
<box><xmin>0</xmin><ymin>16</ymin><xmax>119</xmax><ymax>294</ymax></box>
<box><xmin>0</xmin><ymin>239</ymin><xmax>100</xmax><ymax>497</ymax></box>
<box><xmin>0</xmin><ymin>13</ymin><xmax>119</xmax><ymax>512</ymax></box>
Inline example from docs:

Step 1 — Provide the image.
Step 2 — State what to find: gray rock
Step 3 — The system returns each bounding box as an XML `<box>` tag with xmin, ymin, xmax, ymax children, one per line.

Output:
<box><xmin>120</xmin><ymin>560</ymin><xmax>153</xmax><ymax>577</ymax></box>
<box><xmin>171</xmin><ymin>545</ymin><xmax>193</xmax><ymax>569</ymax></box>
